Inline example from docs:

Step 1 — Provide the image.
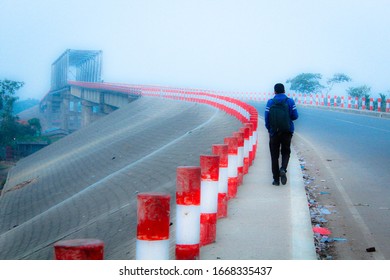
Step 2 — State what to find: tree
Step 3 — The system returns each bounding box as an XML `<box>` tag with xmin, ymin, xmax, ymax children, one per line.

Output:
<box><xmin>28</xmin><ymin>118</ymin><xmax>42</xmax><ymax>136</ymax></box>
<box><xmin>346</xmin><ymin>85</ymin><xmax>371</xmax><ymax>98</ymax></box>
<box><xmin>0</xmin><ymin>79</ymin><xmax>24</xmax><ymax>111</ymax></box>
<box><xmin>0</xmin><ymin>79</ymin><xmax>24</xmax><ymax>146</ymax></box>
<box><xmin>286</xmin><ymin>73</ymin><xmax>325</xmax><ymax>94</ymax></box>
<box><xmin>326</xmin><ymin>73</ymin><xmax>352</xmax><ymax>94</ymax></box>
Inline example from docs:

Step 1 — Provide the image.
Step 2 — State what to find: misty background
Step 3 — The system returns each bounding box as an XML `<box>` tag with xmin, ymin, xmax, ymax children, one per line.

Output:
<box><xmin>1</xmin><ymin>0</ymin><xmax>389</xmax><ymax>100</ymax></box>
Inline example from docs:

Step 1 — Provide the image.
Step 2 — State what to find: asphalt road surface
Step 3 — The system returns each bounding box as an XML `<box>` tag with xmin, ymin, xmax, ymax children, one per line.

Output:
<box><xmin>253</xmin><ymin>102</ymin><xmax>390</xmax><ymax>259</ymax></box>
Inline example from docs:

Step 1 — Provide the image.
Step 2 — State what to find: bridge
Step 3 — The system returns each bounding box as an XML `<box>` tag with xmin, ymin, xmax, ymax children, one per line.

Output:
<box><xmin>39</xmin><ymin>49</ymin><xmax>141</xmax><ymax>132</ymax></box>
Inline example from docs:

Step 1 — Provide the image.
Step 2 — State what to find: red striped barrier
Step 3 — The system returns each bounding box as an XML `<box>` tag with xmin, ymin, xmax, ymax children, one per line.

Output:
<box><xmin>224</xmin><ymin>137</ymin><xmax>239</xmax><ymax>199</ymax></box>
<box><xmin>212</xmin><ymin>144</ymin><xmax>229</xmax><ymax>219</ymax></box>
<box><xmin>136</xmin><ymin>193</ymin><xmax>170</xmax><ymax>260</ymax></box>
<box><xmin>378</xmin><ymin>98</ymin><xmax>382</xmax><ymax>112</ymax></box>
<box><xmin>199</xmin><ymin>155</ymin><xmax>220</xmax><ymax>246</ymax></box>
<box><xmin>370</xmin><ymin>98</ymin><xmax>374</xmax><ymax>111</ymax></box>
<box><xmin>175</xmin><ymin>166</ymin><xmax>201</xmax><ymax>260</ymax></box>
<box><xmin>54</xmin><ymin>239</ymin><xmax>104</xmax><ymax>260</ymax></box>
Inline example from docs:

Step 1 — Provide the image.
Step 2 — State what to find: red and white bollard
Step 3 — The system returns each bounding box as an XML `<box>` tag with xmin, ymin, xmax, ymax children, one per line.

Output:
<box><xmin>54</xmin><ymin>239</ymin><xmax>104</xmax><ymax>260</ymax></box>
<box><xmin>224</xmin><ymin>137</ymin><xmax>239</xmax><ymax>200</ymax></box>
<box><xmin>386</xmin><ymin>99</ymin><xmax>390</xmax><ymax>112</ymax></box>
<box><xmin>240</xmin><ymin>126</ymin><xmax>250</xmax><ymax>175</ymax></box>
<box><xmin>232</xmin><ymin>132</ymin><xmax>244</xmax><ymax>186</ymax></box>
<box><xmin>136</xmin><ymin>193</ymin><xmax>170</xmax><ymax>260</ymax></box>
<box><xmin>175</xmin><ymin>167</ymin><xmax>201</xmax><ymax>260</ymax></box>
<box><xmin>377</xmin><ymin>98</ymin><xmax>382</xmax><ymax>112</ymax></box>
<box><xmin>244</xmin><ymin>123</ymin><xmax>254</xmax><ymax>166</ymax></box>
<box><xmin>250</xmin><ymin>114</ymin><xmax>258</xmax><ymax>159</ymax></box>
<box><xmin>362</xmin><ymin>97</ymin><xmax>366</xmax><ymax>110</ymax></box>
<box><xmin>370</xmin><ymin>98</ymin><xmax>374</xmax><ymax>111</ymax></box>
<box><xmin>200</xmin><ymin>155</ymin><xmax>220</xmax><ymax>246</ymax></box>
<box><xmin>348</xmin><ymin>96</ymin><xmax>352</xmax><ymax>108</ymax></box>
<box><xmin>212</xmin><ymin>144</ymin><xmax>229</xmax><ymax>219</ymax></box>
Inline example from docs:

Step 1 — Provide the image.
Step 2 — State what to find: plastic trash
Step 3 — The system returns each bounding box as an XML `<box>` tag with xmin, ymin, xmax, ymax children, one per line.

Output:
<box><xmin>313</xmin><ymin>226</ymin><xmax>332</xmax><ymax>235</ymax></box>
<box><xmin>320</xmin><ymin>208</ymin><xmax>331</xmax><ymax>215</ymax></box>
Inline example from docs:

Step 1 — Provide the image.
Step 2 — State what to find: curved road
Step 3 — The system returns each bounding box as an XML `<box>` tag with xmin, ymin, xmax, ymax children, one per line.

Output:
<box><xmin>0</xmin><ymin>97</ymin><xmax>242</xmax><ymax>259</ymax></box>
<box><xmin>253</xmin><ymin>102</ymin><xmax>390</xmax><ymax>259</ymax></box>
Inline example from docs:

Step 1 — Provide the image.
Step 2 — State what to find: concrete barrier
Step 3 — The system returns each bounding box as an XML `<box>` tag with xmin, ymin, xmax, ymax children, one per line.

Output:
<box><xmin>232</xmin><ymin>131</ymin><xmax>244</xmax><ymax>186</ymax></box>
<box><xmin>136</xmin><ymin>193</ymin><xmax>170</xmax><ymax>260</ymax></box>
<box><xmin>240</xmin><ymin>126</ymin><xmax>250</xmax><ymax>175</ymax></box>
<box><xmin>175</xmin><ymin>166</ymin><xmax>201</xmax><ymax>260</ymax></box>
<box><xmin>54</xmin><ymin>239</ymin><xmax>104</xmax><ymax>260</ymax></box>
<box><xmin>224</xmin><ymin>137</ymin><xmax>239</xmax><ymax>200</ymax></box>
<box><xmin>212</xmin><ymin>144</ymin><xmax>229</xmax><ymax>219</ymax></box>
<box><xmin>199</xmin><ymin>155</ymin><xmax>220</xmax><ymax>246</ymax></box>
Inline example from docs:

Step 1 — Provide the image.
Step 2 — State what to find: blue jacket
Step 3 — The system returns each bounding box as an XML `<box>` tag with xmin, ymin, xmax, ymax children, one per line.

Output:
<box><xmin>265</xmin><ymin>93</ymin><xmax>298</xmax><ymax>136</ymax></box>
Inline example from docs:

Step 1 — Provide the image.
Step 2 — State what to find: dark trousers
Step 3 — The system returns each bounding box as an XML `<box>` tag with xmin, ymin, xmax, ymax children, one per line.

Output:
<box><xmin>269</xmin><ymin>132</ymin><xmax>293</xmax><ymax>181</ymax></box>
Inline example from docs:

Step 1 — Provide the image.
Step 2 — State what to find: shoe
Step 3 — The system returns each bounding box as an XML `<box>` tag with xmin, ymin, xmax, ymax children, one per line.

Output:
<box><xmin>280</xmin><ymin>168</ymin><xmax>287</xmax><ymax>185</ymax></box>
<box><xmin>272</xmin><ymin>180</ymin><xmax>280</xmax><ymax>186</ymax></box>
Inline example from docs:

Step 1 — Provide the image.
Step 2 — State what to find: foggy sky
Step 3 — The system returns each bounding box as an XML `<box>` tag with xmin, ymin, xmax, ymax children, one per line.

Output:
<box><xmin>1</xmin><ymin>0</ymin><xmax>389</xmax><ymax>100</ymax></box>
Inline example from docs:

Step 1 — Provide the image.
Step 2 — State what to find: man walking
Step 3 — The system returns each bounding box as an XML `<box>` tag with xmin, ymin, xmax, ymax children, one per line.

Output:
<box><xmin>265</xmin><ymin>83</ymin><xmax>298</xmax><ymax>186</ymax></box>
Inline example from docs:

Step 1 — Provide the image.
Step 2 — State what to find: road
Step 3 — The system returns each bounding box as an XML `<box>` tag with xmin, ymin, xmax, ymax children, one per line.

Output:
<box><xmin>252</xmin><ymin>102</ymin><xmax>390</xmax><ymax>260</ymax></box>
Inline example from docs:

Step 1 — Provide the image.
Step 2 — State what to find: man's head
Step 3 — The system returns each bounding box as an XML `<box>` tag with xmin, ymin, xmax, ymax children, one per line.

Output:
<box><xmin>274</xmin><ymin>83</ymin><xmax>285</xmax><ymax>94</ymax></box>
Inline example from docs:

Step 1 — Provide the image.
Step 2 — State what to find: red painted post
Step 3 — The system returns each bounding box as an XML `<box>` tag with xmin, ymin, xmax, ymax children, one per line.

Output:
<box><xmin>244</xmin><ymin>123</ymin><xmax>254</xmax><ymax>166</ymax></box>
<box><xmin>240</xmin><ymin>126</ymin><xmax>250</xmax><ymax>175</ymax></box>
<box><xmin>212</xmin><ymin>144</ymin><xmax>229</xmax><ymax>219</ymax></box>
<box><xmin>370</xmin><ymin>98</ymin><xmax>374</xmax><ymax>111</ymax></box>
<box><xmin>224</xmin><ymin>137</ymin><xmax>238</xmax><ymax>199</ymax></box>
<box><xmin>54</xmin><ymin>239</ymin><xmax>104</xmax><ymax>260</ymax></box>
<box><xmin>232</xmin><ymin>132</ymin><xmax>244</xmax><ymax>186</ymax></box>
<box><xmin>175</xmin><ymin>166</ymin><xmax>201</xmax><ymax>260</ymax></box>
<box><xmin>362</xmin><ymin>97</ymin><xmax>366</xmax><ymax>110</ymax></box>
<box><xmin>200</xmin><ymin>155</ymin><xmax>220</xmax><ymax>246</ymax></box>
<box><xmin>386</xmin><ymin>99</ymin><xmax>390</xmax><ymax>112</ymax></box>
<box><xmin>250</xmin><ymin>114</ymin><xmax>258</xmax><ymax>159</ymax></box>
<box><xmin>136</xmin><ymin>193</ymin><xmax>170</xmax><ymax>259</ymax></box>
<box><xmin>377</xmin><ymin>98</ymin><xmax>382</xmax><ymax>112</ymax></box>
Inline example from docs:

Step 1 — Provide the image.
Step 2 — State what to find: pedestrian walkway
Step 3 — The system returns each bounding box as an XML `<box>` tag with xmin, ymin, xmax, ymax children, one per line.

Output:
<box><xmin>200</xmin><ymin>121</ymin><xmax>317</xmax><ymax>260</ymax></box>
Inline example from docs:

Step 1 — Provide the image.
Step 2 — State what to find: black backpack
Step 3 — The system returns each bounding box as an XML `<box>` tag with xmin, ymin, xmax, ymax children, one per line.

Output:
<box><xmin>269</xmin><ymin>97</ymin><xmax>291</xmax><ymax>133</ymax></box>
